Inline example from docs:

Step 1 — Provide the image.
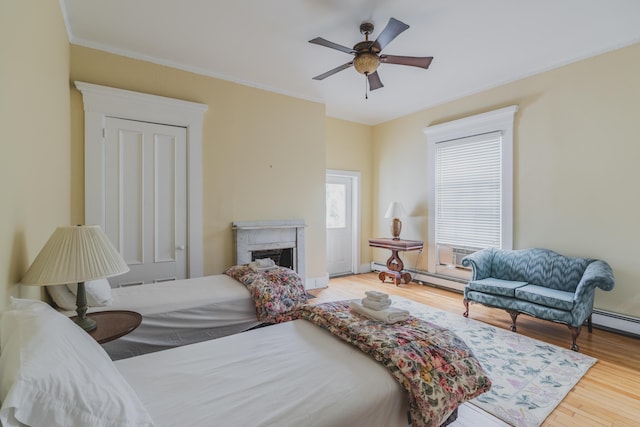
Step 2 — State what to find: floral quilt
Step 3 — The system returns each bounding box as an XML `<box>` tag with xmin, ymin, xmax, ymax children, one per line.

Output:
<box><xmin>297</xmin><ymin>301</ymin><xmax>492</xmax><ymax>427</ymax></box>
<box><xmin>225</xmin><ymin>265</ymin><xmax>307</xmax><ymax>323</ymax></box>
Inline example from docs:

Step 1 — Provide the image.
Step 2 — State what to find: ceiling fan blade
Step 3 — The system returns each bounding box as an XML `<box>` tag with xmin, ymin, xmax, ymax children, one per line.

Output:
<box><xmin>309</xmin><ymin>37</ymin><xmax>355</xmax><ymax>54</ymax></box>
<box><xmin>367</xmin><ymin>71</ymin><xmax>384</xmax><ymax>90</ymax></box>
<box><xmin>380</xmin><ymin>55</ymin><xmax>433</xmax><ymax>69</ymax></box>
<box><xmin>373</xmin><ymin>18</ymin><xmax>409</xmax><ymax>52</ymax></box>
<box><xmin>312</xmin><ymin>62</ymin><xmax>354</xmax><ymax>80</ymax></box>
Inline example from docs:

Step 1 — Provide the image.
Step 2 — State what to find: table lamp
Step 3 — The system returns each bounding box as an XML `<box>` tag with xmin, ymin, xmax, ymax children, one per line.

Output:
<box><xmin>384</xmin><ymin>202</ymin><xmax>405</xmax><ymax>240</ymax></box>
<box><xmin>21</xmin><ymin>225</ymin><xmax>129</xmax><ymax>331</ymax></box>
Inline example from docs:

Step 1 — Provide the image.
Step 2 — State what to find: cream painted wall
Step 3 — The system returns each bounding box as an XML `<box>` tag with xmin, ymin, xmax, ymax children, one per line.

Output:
<box><xmin>69</xmin><ymin>46</ymin><xmax>328</xmax><ymax>283</ymax></box>
<box><xmin>325</xmin><ymin>117</ymin><xmax>373</xmax><ymax>268</ymax></box>
<box><xmin>3</xmin><ymin>2</ymin><xmax>635</xmax><ymax>317</ymax></box>
<box><xmin>372</xmin><ymin>43</ymin><xmax>640</xmax><ymax>317</ymax></box>
<box><xmin>0</xmin><ymin>0</ymin><xmax>70</xmax><ymax>309</ymax></box>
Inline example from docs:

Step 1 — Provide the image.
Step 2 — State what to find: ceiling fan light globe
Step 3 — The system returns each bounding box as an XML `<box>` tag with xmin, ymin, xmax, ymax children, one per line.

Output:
<box><xmin>354</xmin><ymin>53</ymin><xmax>380</xmax><ymax>75</ymax></box>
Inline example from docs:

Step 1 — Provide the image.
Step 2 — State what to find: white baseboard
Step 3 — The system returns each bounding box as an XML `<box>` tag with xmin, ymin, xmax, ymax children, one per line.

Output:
<box><xmin>358</xmin><ymin>263</ymin><xmax>373</xmax><ymax>274</ymax></box>
<box><xmin>305</xmin><ymin>273</ymin><xmax>329</xmax><ymax>290</ymax></box>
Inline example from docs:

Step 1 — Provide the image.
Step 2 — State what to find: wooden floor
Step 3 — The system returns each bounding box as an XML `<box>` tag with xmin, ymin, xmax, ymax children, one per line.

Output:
<box><xmin>309</xmin><ymin>273</ymin><xmax>640</xmax><ymax>426</ymax></box>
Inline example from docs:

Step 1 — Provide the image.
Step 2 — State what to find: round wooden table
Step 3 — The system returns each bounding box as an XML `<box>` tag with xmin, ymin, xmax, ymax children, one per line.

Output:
<box><xmin>70</xmin><ymin>310</ymin><xmax>142</xmax><ymax>344</ymax></box>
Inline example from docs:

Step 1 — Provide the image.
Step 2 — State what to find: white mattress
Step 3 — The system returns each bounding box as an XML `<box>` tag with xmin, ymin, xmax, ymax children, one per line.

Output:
<box><xmin>116</xmin><ymin>319</ymin><xmax>409</xmax><ymax>427</ymax></box>
<box><xmin>65</xmin><ymin>275</ymin><xmax>261</xmax><ymax>360</ymax></box>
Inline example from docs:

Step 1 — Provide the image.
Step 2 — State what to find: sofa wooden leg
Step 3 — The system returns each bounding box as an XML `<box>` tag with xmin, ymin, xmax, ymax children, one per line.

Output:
<box><xmin>506</xmin><ymin>310</ymin><xmax>519</xmax><ymax>332</ymax></box>
<box><xmin>463</xmin><ymin>299</ymin><xmax>470</xmax><ymax>317</ymax></box>
<box><xmin>569</xmin><ymin>325</ymin><xmax>582</xmax><ymax>352</ymax></box>
<box><xmin>587</xmin><ymin>314</ymin><xmax>593</xmax><ymax>333</ymax></box>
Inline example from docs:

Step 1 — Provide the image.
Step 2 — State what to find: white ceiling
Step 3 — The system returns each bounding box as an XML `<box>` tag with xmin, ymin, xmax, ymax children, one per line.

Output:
<box><xmin>61</xmin><ymin>0</ymin><xmax>640</xmax><ymax>125</ymax></box>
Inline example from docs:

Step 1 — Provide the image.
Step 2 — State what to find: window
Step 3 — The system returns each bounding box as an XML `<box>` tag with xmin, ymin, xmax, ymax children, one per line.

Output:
<box><xmin>435</xmin><ymin>132</ymin><xmax>502</xmax><ymax>249</ymax></box>
<box><xmin>424</xmin><ymin>106</ymin><xmax>517</xmax><ymax>279</ymax></box>
<box><xmin>326</xmin><ymin>182</ymin><xmax>346</xmax><ymax>228</ymax></box>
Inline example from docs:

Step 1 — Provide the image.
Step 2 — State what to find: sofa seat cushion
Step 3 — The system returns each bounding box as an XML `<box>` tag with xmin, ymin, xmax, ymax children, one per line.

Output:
<box><xmin>515</xmin><ymin>285</ymin><xmax>574</xmax><ymax>311</ymax></box>
<box><xmin>468</xmin><ymin>278</ymin><xmax>528</xmax><ymax>297</ymax></box>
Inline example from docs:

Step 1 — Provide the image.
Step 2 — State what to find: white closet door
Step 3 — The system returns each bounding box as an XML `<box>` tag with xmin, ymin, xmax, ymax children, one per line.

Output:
<box><xmin>104</xmin><ymin>117</ymin><xmax>187</xmax><ymax>285</ymax></box>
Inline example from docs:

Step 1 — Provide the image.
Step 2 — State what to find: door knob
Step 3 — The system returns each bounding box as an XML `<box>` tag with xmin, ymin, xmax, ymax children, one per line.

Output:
<box><xmin>176</xmin><ymin>245</ymin><xmax>185</xmax><ymax>251</ymax></box>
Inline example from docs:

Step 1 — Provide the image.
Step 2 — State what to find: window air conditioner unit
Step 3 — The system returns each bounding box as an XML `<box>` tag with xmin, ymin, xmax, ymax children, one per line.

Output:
<box><xmin>452</xmin><ymin>247</ymin><xmax>478</xmax><ymax>269</ymax></box>
<box><xmin>437</xmin><ymin>244</ymin><xmax>480</xmax><ymax>270</ymax></box>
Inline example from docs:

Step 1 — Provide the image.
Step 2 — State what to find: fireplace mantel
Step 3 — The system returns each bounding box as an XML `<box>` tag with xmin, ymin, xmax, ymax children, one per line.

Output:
<box><xmin>232</xmin><ymin>224</ymin><xmax>306</xmax><ymax>230</ymax></box>
<box><xmin>233</xmin><ymin>220</ymin><xmax>306</xmax><ymax>285</ymax></box>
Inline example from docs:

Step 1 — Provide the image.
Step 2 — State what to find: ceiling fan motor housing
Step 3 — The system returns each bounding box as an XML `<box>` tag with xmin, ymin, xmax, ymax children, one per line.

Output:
<box><xmin>353</xmin><ymin>40</ymin><xmax>380</xmax><ymax>74</ymax></box>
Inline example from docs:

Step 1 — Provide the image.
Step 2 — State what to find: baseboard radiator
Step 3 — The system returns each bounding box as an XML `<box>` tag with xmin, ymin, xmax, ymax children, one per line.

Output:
<box><xmin>370</xmin><ymin>262</ymin><xmax>640</xmax><ymax>338</ymax></box>
<box><xmin>370</xmin><ymin>262</ymin><xmax>468</xmax><ymax>292</ymax></box>
<box><xmin>591</xmin><ymin>309</ymin><xmax>640</xmax><ymax>338</ymax></box>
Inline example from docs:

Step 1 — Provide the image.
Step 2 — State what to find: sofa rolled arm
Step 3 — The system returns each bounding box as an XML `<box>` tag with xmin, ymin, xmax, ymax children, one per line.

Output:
<box><xmin>461</xmin><ymin>248</ymin><xmax>495</xmax><ymax>280</ymax></box>
<box><xmin>574</xmin><ymin>260</ymin><xmax>615</xmax><ymax>301</ymax></box>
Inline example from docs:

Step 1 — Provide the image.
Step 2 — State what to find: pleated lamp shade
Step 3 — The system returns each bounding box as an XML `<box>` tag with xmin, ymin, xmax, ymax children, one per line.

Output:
<box><xmin>22</xmin><ymin>225</ymin><xmax>129</xmax><ymax>286</ymax></box>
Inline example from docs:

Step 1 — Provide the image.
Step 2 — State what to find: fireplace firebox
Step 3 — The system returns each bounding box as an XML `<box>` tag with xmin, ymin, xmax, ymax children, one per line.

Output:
<box><xmin>251</xmin><ymin>248</ymin><xmax>294</xmax><ymax>270</ymax></box>
<box><xmin>232</xmin><ymin>220</ymin><xmax>306</xmax><ymax>282</ymax></box>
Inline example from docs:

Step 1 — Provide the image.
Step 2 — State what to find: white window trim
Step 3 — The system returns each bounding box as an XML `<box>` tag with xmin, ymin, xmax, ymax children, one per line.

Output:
<box><xmin>75</xmin><ymin>81</ymin><xmax>208</xmax><ymax>278</ymax></box>
<box><xmin>423</xmin><ymin>105</ymin><xmax>518</xmax><ymax>274</ymax></box>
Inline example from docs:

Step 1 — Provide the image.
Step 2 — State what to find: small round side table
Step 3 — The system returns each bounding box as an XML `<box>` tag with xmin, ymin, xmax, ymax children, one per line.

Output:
<box><xmin>70</xmin><ymin>310</ymin><xmax>142</xmax><ymax>344</ymax></box>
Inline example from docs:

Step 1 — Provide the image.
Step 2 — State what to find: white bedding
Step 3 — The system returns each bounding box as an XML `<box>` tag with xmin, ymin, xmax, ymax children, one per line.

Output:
<box><xmin>116</xmin><ymin>319</ymin><xmax>409</xmax><ymax>427</ymax></box>
<box><xmin>63</xmin><ymin>275</ymin><xmax>261</xmax><ymax>360</ymax></box>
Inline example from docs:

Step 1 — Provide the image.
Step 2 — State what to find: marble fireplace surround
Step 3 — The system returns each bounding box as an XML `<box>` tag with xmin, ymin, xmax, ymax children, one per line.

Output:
<box><xmin>232</xmin><ymin>220</ymin><xmax>306</xmax><ymax>283</ymax></box>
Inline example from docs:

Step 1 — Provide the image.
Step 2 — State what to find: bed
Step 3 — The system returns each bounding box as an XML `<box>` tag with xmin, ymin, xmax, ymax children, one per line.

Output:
<box><xmin>49</xmin><ymin>274</ymin><xmax>261</xmax><ymax>360</ymax></box>
<box><xmin>0</xmin><ymin>298</ymin><xmax>491</xmax><ymax>427</ymax></box>
<box><xmin>49</xmin><ymin>266</ymin><xmax>307</xmax><ymax>360</ymax></box>
<box><xmin>117</xmin><ymin>319</ymin><xmax>410</xmax><ymax>426</ymax></box>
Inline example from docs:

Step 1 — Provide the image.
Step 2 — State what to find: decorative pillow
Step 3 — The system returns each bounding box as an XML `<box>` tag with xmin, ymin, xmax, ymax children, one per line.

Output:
<box><xmin>67</xmin><ymin>278</ymin><xmax>113</xmax><ymax>307</ymax></box>
<box><xmin>0</xmin><ymin>298</ymin><xmax>155</xmax><ymax>427</ymax></box>
<box><xmin>46</xmin><ymin>284</ymin><xmax>77</xmax><ymax>310</ymax></box>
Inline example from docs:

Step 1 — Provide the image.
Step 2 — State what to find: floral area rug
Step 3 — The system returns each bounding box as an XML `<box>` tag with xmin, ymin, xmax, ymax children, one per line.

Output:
<box><xmin>389</xmin><ymin>296</ymin><xmax>596</xmax><ymax>427</ymax></box>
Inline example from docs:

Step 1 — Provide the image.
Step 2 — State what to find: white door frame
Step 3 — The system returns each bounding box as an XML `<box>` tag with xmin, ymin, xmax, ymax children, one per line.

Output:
<box><xmin>75</xmin><ymin>81</ymin><xmax>208</xmax><ymax>278</ymax></box>
<box><xmin>326</xmin><ymin>169</ymin><xmax>361</xmax><ymax>275</ymax></box>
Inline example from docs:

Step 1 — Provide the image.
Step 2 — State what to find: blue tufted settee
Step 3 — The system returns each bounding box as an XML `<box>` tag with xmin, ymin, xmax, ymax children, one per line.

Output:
<box><xmin>461</xmin><ymin>247</ymin><xmax>615</xmax><ymax>351</ymax></box>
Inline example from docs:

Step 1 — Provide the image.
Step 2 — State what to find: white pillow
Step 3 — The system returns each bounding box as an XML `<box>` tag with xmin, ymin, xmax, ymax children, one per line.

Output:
<box><xmin>0</xmin><ymin>298</ymin><xmax>155</xmax><ymax>427</ymax></box>
<box><xmin>67</xmin><ymin>278</ymin><xmax>114</xmax><ymax>307</ymax></box>
<box><xmin>46</xmin><ymin>284</ymin><xmax>77</xmax><ymax>310</ymax></box>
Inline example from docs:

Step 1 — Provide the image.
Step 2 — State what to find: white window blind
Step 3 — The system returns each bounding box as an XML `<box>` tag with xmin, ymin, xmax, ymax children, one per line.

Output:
<box><xmin>435</xmin><ymin>131</ymin><xmax>502</xmax><ymax>249</ymax></box>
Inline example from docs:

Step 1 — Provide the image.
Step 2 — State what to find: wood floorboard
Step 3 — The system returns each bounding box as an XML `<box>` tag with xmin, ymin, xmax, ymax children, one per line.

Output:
<box><xmin>309</xmin><ymin>273</ymin><xmax>640</xmax><ymax>426</ymax></box>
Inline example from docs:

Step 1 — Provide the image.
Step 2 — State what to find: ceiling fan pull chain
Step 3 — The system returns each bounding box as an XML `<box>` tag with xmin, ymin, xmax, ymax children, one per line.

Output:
<box><xmin>365</xmin><ymin>74</ymin><xmax>369</xmax><ymax>99</ymax></box>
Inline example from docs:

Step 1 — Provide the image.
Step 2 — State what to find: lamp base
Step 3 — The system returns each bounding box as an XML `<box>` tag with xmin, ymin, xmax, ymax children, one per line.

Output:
<box><xmin>74</xmin><ymin>315</ymin><xmax>97</xmax><ymax>332</ymax></box>
<box><xmin>74</xmin><ymin>281</ymin><xmax>97</xmax><ymax>331</ymax></box>
<box><xmin>391</xmin><ymin>218</ymin><xmax>402</xmax><ymax>240</ymax></box>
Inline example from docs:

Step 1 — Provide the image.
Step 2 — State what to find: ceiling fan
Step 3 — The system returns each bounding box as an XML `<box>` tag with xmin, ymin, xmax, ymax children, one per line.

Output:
<box><xmin>309</xmin><ymin>18</ymin><xmax>433</xmax><ymax>93</ymax></box>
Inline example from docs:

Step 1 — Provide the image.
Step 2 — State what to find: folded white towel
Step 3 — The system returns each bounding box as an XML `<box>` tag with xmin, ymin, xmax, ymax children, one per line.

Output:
<box><xmin>249</xmin><ymin>260</ymin><xmax>277</xmax><ymax>272</ymax></box>
<box><xmin>254</xmin><ymin>258</ymin><xmax>276</xmax><ymax>268</ymax></box>
<box><xmin>364</xmin><ymin>290</ymin><xmax>390</xmax><ymax>302</ymax></box>
<box><xmin>362</xmin><ymin>297</ymin><xmax>391</xmax><ymax>311</ymax></box>
<box><xmin>349</xmin><ymin>301</ymin><xmax>410</xmax><ymax>324</ymax></box>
